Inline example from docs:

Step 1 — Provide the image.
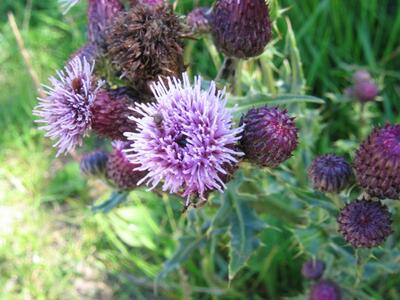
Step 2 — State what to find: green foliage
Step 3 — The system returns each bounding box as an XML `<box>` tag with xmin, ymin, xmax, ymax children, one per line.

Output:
<box><xmin>1</xmin><ymin>0</ymin><xmax>400</xmax><ymax>299</ymax></box>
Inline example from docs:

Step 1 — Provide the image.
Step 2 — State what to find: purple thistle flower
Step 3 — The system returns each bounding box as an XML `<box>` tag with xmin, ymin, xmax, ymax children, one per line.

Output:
<box><xmin>88</xmin><ymin>0</ymin><xmax>124</xmax><ymax>44</ymax></box>
<box><xmin>125</xmin><ymin>73</ymin><xmax>243</xmax><ymax>204</ymax></box>
<box><xmin>309</xmin><ymin>280</ymin><xmax>342</xmax><ymax>300</ymax></box>
<box><xmin>33</xmin><ymin>57</ymin><xmax>103</xmax><ymax>156</ymax></box>
<box><xmin>338</xmin><ymin>199</ymin><xmax>392</xmax><ymax>248</ymax></box>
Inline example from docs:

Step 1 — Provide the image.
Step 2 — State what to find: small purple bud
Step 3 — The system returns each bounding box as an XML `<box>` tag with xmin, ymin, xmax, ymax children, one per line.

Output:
<box><xmin>353</xmin><ymin>80</ymin><xmax>379</xmax><ymax>102</ymax></box>
<box><xmin>345</xmin><ymin>70</ymin><xmax>378</xmax><ymax>103</ymax></box>
<box><xmin>88</xmin><ymin>0</ymin><xmax>124</xmax><ymax>44</ymax></box>
<box><xmin>80</xmin><ymin>150</ymin><xmax>109</xmax><ymax>177</ymax></box>
<box><xmin>211</xmin><ymin>0</ymin><xmax>272</xmax><ymax>58</ymax></box>
<box><xmin>308</xmin><ymin>154</ymin><xmax>353</xmax><ymax>193</ymax></box>
<box><xmin>240</xmin><ymin>107</ymin><xmax>298</xmax><ymax>168</ymax></box>
<box><xmin>338</xmin><ymin>199</ymin><xmax>392</xmax><ymax>248</ymax></box>
<box><xmin>302</xmin><ymin>259</ymin><xmax>326</xmax><ymax>280</ymax></box>
<box><xmin>309</xmin><ymin>280</ymin><xmax>342</xmax><ymax>300</ymax></box>
<box><xmin>354</xmin><ymin>124</ymin><xmax>400</xmax><ymax>199</ymax></box>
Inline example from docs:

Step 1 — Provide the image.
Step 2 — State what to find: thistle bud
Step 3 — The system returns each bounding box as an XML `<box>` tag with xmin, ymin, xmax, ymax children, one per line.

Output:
<box><xmin>354</xmin><ymin>124</ymin><xmax>400</xmax><ymax>199</ymax></box>
<box><xmin>240</xmin><ymin>107</ymin><xmax>298</xmax><ymax>168</ymax></box>
<box><xmin>345</xmin><ymin>70</ymin><xmax>378</xmax><ymax>103</ymax></box>
<box><xmin>91</xmin><ymin>88</ymin><xmax>138</xmax><ymax>141</ymax></box>
<box><xmin>309</xmin><ymin>280</ymin><xmax>342</xmax><ymax>300</ymax></box>
<box><xmin>302</xmin><ymin>259</ymin><xmax>325</xmax><ymax>281</ymax></box>
<box><xmin>104</xmin><ymin>4</ymin><xmax>184</xmax><ymax>91</ymax></box>
<box><xmin>106</xmin><ymin>141</ymin><xmax>147</xmax><ymax>190</ymax></box>
<box><xmin>338</xmin><ymin>199</ymin><xmax>392</xmax><ymax>248</ymax></box>
<box><xmin>80</xmin><ymin>150</ymin><xmax>109</xmax><ymax>177</ymax></box>
<box><xmin>211</xmin><ymin>0</ymin><xmax>272</xmax><ymax>59</ymax></box>
<box><xmin>353</xmin><ymin>80</ymin><xmax>379</xmax><ymax>102</ymax></box>
<box><xmin>308</xmin><ymin>154</ymin><xmax>353</xmax><ymax>193</ymax></box>
<box><xmin>88</xmin><ymin>0</ymin><xmax>124</xmax><ymax>44</ymax></box>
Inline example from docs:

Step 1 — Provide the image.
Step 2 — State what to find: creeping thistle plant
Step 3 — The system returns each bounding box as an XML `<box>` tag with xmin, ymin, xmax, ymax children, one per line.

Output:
<box><xmin>33</xmin><ymin>0</ymin><xmax>400</xmax><ymax>298</ymax></box>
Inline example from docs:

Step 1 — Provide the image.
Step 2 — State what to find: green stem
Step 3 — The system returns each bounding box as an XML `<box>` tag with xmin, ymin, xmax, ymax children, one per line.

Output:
<box><xmin>328</xmin><ymin>193</ymin><xmax>343</xmax><ymax>209</ymax></box>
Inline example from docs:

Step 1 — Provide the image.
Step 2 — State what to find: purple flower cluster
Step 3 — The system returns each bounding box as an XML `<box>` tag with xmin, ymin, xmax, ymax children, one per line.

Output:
<box><xmin>37</xmin><ymin>1</ymin><xmax>299</xmax><ymax>208</ymax></box>
<box><xmin>125</xmin><ymin>73</ymin><xmax>243</xmax><ymax>203</ymax></box>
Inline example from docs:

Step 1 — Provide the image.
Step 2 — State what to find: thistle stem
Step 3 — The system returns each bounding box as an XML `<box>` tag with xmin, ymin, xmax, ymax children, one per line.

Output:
<box><xmin>328</xmin><ymin>193</ymin><xmax>343</xmax><ymax>209</ymax></box>
<box><xmin>215</xmin><ymin>57</ymin><xmax>239</xmax><ymax>84</ymax></box>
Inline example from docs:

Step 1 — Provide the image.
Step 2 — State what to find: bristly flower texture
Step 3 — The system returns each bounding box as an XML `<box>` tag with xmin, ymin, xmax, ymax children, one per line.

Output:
<box><xmin>33</xmin><ymin>57</ymin><xmax>103</xmax><ymax>156</ymax></box>
<box><xmin>125</xmin><ymin>73</ymin><xmax>243</xmax><ymax>204</ymax></box>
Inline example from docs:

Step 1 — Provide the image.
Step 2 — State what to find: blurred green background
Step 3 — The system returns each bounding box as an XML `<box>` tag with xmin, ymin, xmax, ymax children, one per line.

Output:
<box><xmin>0</xmin><ymin>0</ymin><xmax>399</xmax><ymax>299</ymax></box>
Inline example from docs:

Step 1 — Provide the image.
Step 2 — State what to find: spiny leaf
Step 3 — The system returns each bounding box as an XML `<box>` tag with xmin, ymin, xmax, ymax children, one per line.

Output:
<box><xmin>228</xmin><ymin>193</ymin><xmax>266</xmax><ymax>280</ymax></box>
<box><xmin>92</xmin><ymin>190</ymin><xmax>130</xmax><ymax>213</ymax></box>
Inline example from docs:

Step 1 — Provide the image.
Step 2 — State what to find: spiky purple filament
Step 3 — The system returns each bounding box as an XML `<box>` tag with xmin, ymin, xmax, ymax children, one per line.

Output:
<box><xmin>125</xmin><ymin>73</ymin><xmax>243</xmax><ymax>203</ymax></box>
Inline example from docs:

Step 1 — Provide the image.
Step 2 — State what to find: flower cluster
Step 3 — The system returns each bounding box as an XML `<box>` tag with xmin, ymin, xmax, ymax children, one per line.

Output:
<box><xmin>34</xmin><ymin>0</ymin><xmax>304</xmax><ymax>209</ymax></box>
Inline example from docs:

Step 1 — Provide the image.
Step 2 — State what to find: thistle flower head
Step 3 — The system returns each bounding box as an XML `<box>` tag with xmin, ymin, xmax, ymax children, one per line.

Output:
<box><xmin>354</xmin><ymin>124</ymin><xmax>400</xmax><ymax>199</ymax></box>
<box><xmin>106</xmin><ymin>141</ymin><xmax>147</xmax><ymax>190</ymax></box>
<box><xmin>240</xmin><ymin>106</ymin><xmax>298</xmax><ymax>168</ymax></box>
<box><xmin>338</xmin><ymin>199</ymin><xmax>392</xmax><ymax>248</ymax></box>
<box><xmin>33</xmin><ymin>57</ymin><xmax>103</xmax><ymax>156</ymax></box>
<box><xmin>91</xmin><ymin>88</ymin><xmax>138</xmax><ymax>141</ymax></box>
<box><xmin>125</xmin><ymin>73</ymin><xmax>243</xmax><ymax>204</ymax></box>
<box><xmin>88</xmin><ymin>0</ymin><xmax>124</xmax><ymax>44</ymax></box>
<box><xmin>104</xmin><ymin>4</ymin><xmax>184</xmax><ymax>92</ymax></box>
<box><xmin>302</xmin><ymin>259</ymin><xmax>326</xmax><ymax>281</ymax></box>
<box><xmin>308</xmin><ymin>154</ymin><xmax>353</xmax><ymax>193</ymax></box>
<box><xmin>211</xmin><ymin>0</ymin><xmax>272</xmax><ymax>58</ymax></box>
<box><xmin>80</xmin><ymin>150</ymin><xmax>109</xmax><ymax>177</ymax></box>
<box><xmin>309</xmin><ymin>280</ymin><xmax>342</xmax><ymax>300</ymax></box>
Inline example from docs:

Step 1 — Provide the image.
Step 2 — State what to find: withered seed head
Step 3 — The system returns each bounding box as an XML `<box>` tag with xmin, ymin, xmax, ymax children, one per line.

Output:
<box><xmin>103</xmin><ymin>4</ymin><xmax>185</xmax><ymax>92</ymax></box>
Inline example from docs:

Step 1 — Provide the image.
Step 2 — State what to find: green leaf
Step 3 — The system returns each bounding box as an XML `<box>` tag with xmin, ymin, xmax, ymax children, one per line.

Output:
<box><xmin>92</xmin><ymin>191</ymin><xmax>130</xmax><ymax>213</ymax></box>
<box><xmin>228</xmin><ymin>193</ymin><xmax>266</xmax><ymax>280</ymax></box>
<box><xmin>157</xmin><ymin>235</ymin><xmax>208</xmax><ymax>280</ymax></box>
<box><xmin>229</xmin><ymin>94</ymin><xmax>324</xmax><ymax>112</ymax></box>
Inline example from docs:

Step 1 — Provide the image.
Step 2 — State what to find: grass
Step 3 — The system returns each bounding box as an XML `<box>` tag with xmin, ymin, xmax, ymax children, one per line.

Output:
<box><xmin>0</xmin><ymin>0</ymin><xmax>399</xmax><ymax>299</ymax></box>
